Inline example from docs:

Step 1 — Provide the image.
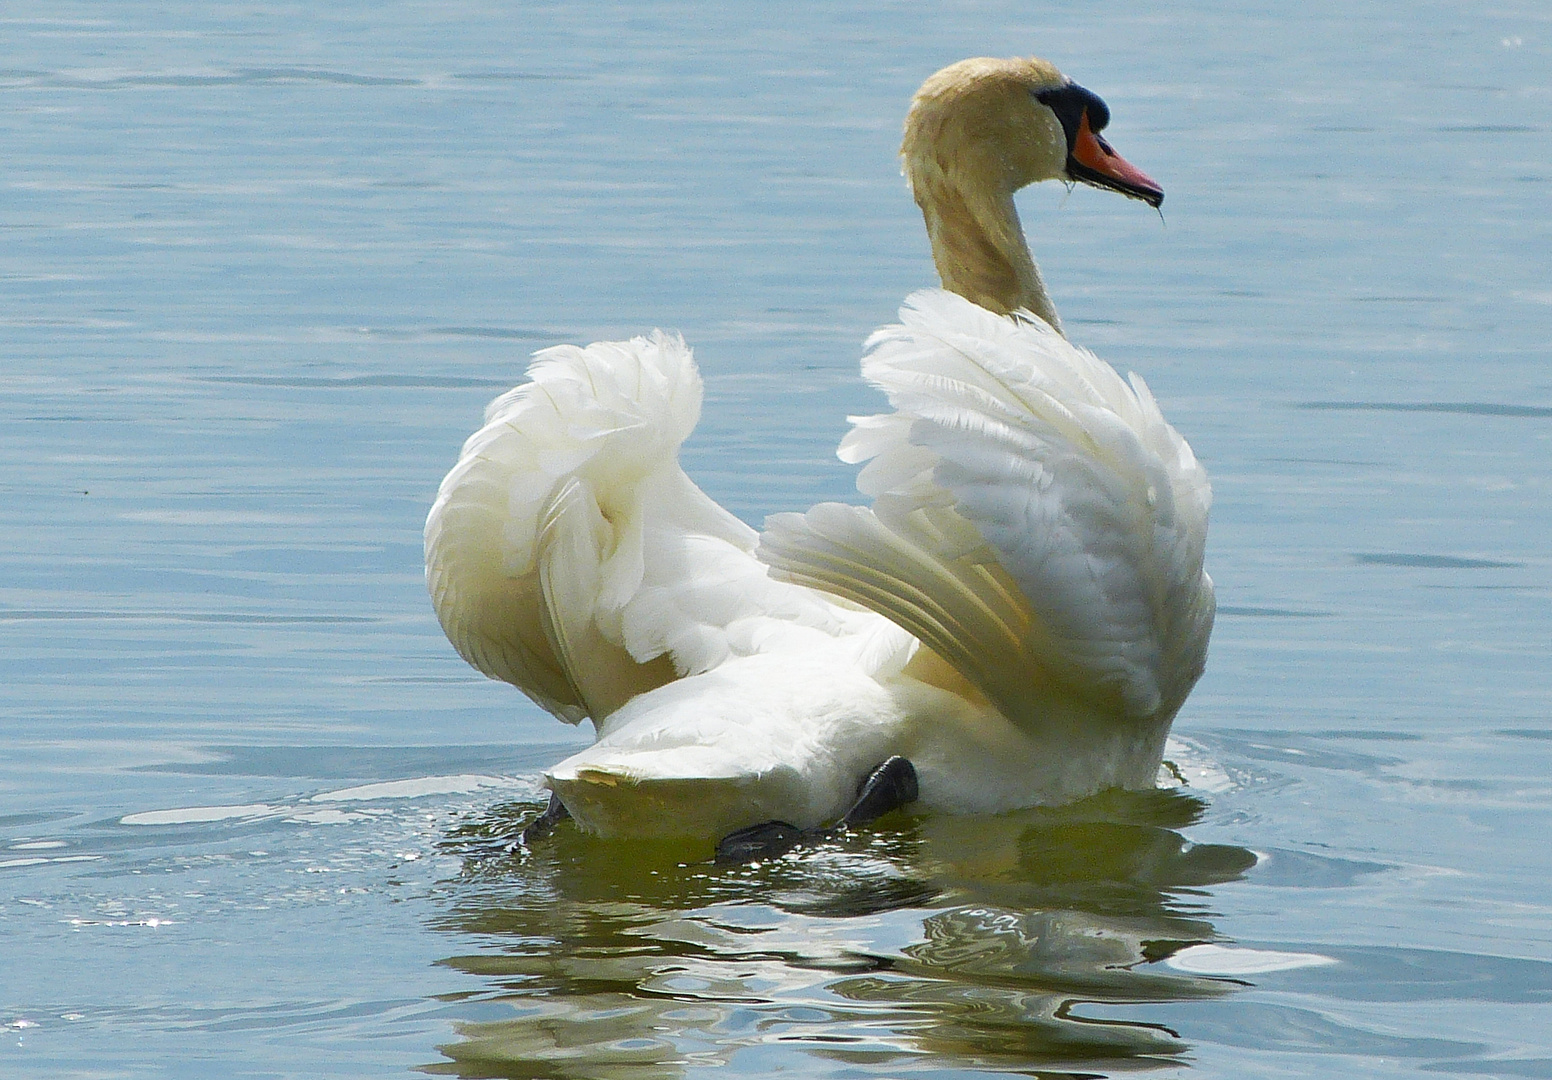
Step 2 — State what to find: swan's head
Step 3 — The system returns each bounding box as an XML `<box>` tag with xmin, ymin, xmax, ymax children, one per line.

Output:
<box><xmin>902</xmin><ymin>56</ymin><xmax>1162</xmax><ymax>209</ymax></box>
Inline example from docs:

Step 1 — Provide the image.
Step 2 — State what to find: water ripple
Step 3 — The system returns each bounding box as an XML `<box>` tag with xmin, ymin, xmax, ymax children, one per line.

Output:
<box><xmin>1300</xmin><ymin>401</ymin><xmax>1552</xmax><ymax>418</ymax></box>
<box><xmin>5</xmin><ymin>67</ymin><xmax>422</xmax><ymax>90</ymax></box>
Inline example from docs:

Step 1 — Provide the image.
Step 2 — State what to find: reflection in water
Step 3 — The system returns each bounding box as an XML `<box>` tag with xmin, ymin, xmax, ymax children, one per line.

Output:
<box><xmin>425</xmin><ymin>789</ymin><xmax>1256</xmax><ymax>1077</ymax></box>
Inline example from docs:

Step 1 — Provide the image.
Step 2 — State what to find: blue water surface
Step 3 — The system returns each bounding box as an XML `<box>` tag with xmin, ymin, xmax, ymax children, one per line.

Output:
<box><xmin>3</xmin><ymin>1</ymin><xmax>1551</xmax><ymax>1076</ymax></box>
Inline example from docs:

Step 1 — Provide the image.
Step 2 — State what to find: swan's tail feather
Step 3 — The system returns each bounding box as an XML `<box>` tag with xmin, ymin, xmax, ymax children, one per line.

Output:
<box><xmin>760</xmin><ymin>288</ymin><xmax>1215</xmax><ymax>733</ymax></box>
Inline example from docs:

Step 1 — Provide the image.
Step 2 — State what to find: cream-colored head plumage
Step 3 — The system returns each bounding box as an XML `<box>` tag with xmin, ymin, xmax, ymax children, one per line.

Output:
<box><xmin>907</xmin><ymin>56</ymin><xmax>1159</xmax><ymax>332</ymax></box>
<box><xmin>902</xmin><ymin>57</ymin><xmax>1073</xmax><ymax>327</ymax></box>
<box><xmin>904</xmin><ymin>58</ymin><xmax>1071</xmax><ymax>191</ymax></box>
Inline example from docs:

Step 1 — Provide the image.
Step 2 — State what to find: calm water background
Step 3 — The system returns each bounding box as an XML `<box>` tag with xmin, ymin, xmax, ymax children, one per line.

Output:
<box><xmin>4</xmin><ymin>1</ymin><xmax>1551</xmax><ymax>1076</ymax></box>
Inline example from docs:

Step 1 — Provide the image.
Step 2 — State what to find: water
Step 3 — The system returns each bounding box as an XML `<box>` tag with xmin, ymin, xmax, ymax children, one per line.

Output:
<box><xmin>3</xmin><ymin>0</ymin><xmax>1550</xmax><ymax>1075</ymax></box>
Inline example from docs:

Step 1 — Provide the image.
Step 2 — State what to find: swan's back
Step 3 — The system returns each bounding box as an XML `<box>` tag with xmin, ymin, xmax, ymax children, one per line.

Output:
<box><xmin>424</xmin><ymin>294</ymin><xmax>1214</xmax><ymax>831</ymax></box>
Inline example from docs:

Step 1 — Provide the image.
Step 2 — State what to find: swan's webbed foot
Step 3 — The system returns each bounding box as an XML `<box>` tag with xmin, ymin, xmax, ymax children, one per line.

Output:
<box><xmin>714</xmin><ymin>820</ymin><xmax>806</xmax><ymax>863</ymax></box>
<box><xmin>713</xmin><ymin>756</ymin><xmax>919</xmax><ymax>864</ymax></box>
<box><xmin>507</xmin><ymin>791</ymin><xmax>570</xmax><ymax>852</ymax></box>
<box><xmin>840</xmin><ymin>755</ymin><xmax>919</xmax><ymax>828</ymax></box>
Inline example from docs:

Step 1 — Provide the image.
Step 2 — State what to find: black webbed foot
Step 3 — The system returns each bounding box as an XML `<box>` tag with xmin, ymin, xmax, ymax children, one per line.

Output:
<box><xmin>840</xmin><ymin>756</ymin><xmax>919</xmax><ymax>828</ymax></box>
<box><xmin>714</xmin><ymin>756</ymin><xmax>919</xmax><ymax>864</ymax></box>
<box><xmin>714</xmin><ymin>820</ymin><xmax>806</xmax><ymax>864</ymax></box>
<box><xmin>507</xmin><ymin>791</ymin><xmax>570</xmax><ymax>853</ymax></box>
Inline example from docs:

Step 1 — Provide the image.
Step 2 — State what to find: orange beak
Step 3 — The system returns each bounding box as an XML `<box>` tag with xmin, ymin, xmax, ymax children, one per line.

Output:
<box><xmin>1069</xmin><ymin>111</ymin><xmax>1163</xmax><ymax>208</ymax></box>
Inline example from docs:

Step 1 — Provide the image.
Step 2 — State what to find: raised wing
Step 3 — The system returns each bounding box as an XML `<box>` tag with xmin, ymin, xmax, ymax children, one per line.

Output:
<box><xmin>426</xmin><ymin>331</ymin><xmax>913</xmax><ymax>728</ymax></box>
<box><xmin>424</xmin><ymin>333</ymin><xmax>708</xmax><ymax>723</ymax></box>
<box><xmin>760</xmin><ymin>289</ymin><xmax>1214</xmax><ymax>730</ymax></box>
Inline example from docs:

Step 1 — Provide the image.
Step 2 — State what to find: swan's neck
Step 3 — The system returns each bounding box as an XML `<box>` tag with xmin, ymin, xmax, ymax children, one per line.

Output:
<box><xmin>911</xmin><ymin>169</ymin><xmax>1062</xmax><ymax>333</ymax></box>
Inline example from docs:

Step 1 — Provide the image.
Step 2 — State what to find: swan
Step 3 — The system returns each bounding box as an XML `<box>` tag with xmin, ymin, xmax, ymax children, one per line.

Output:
<box><xmin>424</xmin><ymin>56</ymin><xmax>1214</xmax><ymax>848</ymax></box>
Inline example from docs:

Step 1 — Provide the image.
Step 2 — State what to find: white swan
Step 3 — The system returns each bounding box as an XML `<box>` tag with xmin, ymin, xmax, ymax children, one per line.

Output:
<box><xmin>424</xmin><ymin>56</ymin><xmax>1214</xmax><ymax>842</ymax></box>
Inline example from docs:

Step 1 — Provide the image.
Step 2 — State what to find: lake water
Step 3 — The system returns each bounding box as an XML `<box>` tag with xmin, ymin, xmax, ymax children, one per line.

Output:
<box><xmin>4</xmin><ymin>1</ymin><xmax>1551</xmax><ymax>1076</ymax></box>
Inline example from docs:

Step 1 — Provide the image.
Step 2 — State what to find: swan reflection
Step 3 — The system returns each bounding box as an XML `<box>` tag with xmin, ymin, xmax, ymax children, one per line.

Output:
<box><xmin>426</xmin><ymin>788</ymin><xmax>1255</xmax><ymax>1077</ymax></box>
